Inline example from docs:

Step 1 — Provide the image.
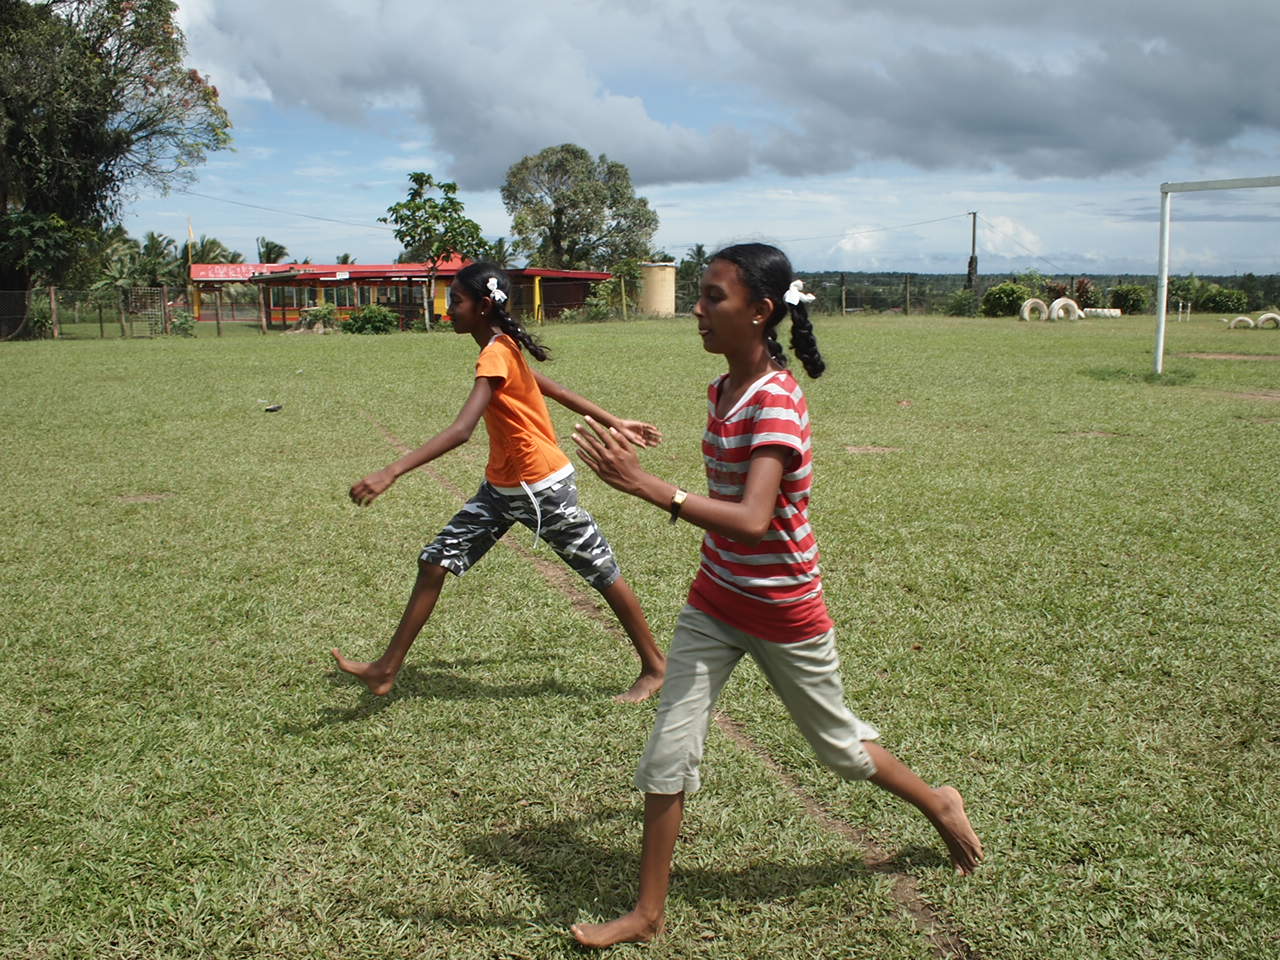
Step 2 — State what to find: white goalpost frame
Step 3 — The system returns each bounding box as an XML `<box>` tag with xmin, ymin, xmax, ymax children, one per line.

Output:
<box><xmin>1153</xmin><ymin>175</ymin><xmax>1280</xmax><ymax>374</ymax></box>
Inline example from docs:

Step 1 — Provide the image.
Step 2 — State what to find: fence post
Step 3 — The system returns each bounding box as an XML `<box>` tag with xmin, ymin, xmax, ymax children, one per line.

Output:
<box><xmin>257</xmin><ymin>283</ymin><xmax>267</xmax><ymax>334</ymax></box>
<box><xmin>118</xmin><ymin>294</ymin><xmax>128</xmax><ymax>337</ymax></box>
<box><xmin>49</xmin><ymin>286</ymin><xmax>60</xmax><ymax>338</ymax></box>
<box><xmin>620</xmin><ymin>275</ymin><xmax>628</xmax><ymax>321</ymax></box>
<box><xmin>161</xmin><ymin>285</ymin><xmax>171</xmax><ymax>335</ymax></box>
<box><xmin>215</xmin><ymin>286</ymin><xmax>223</xmax><ymax>337</ymax></box>
<box><xmin>97</xmin><ymin>301</ymin><xmax>105</xmax><ymax>338</ymax></box>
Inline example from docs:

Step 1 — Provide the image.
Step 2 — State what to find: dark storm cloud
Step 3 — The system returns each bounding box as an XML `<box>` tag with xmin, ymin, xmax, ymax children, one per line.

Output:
<box><xmin>184</xmin><ymin>0</ymin><xmax>1280</xmax><ymax>187</ymax></box>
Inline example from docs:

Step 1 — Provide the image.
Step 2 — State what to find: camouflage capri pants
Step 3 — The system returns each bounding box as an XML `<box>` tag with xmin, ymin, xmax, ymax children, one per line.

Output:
<box><xmin>420</xmin><ymin>470</ymin><xmax>621</xmax><ymax>590</ymax></box>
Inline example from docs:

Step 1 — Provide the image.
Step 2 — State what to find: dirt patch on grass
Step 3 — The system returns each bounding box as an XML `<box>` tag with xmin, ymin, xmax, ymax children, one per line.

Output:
<box><xmin>847</xmin><ymin>445</ymin><xmax>902</xmax><ymax>454</ymax></box>
<box><xmin>117</xmin><ymin>493</ymin><xmax>172</xmax><ymax>503</ymax></box>
<box><xmin>1178</xmin><ymin>352</ymin><xmax>1280</xmax><ymax>361</ymax></box>
<box><xmin>1216</xmin><ymin>390</ymin><xmax>1280</xmax><ymax>402</ymax></box>
<box><xmin>1070</xmin><ymin>430</ymin><xmax>1121</xmax><ymax>438</ymax></box>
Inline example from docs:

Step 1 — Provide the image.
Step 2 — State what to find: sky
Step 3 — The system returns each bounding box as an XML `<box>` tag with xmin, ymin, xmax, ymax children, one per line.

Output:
<box><xmin>121</xmin><ymin>0</ymin><xmax>1280</xmax><ymax>276</ymax></box>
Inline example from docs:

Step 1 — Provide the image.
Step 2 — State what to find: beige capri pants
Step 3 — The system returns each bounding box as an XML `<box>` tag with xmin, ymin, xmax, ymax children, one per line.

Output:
<box><xmin>635</xmin><ymin>605</ymin><xmax>880</xmax><ymax>795</ymax></box>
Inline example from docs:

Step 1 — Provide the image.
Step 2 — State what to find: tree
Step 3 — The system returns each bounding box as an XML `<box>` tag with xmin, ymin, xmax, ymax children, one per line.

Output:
<box><xmin>0</xmin><ymin>0</ymin><xmax>230</xmax><ymax>301</ymax></box>
<box><xmin>676</xmin><ymin>243</ymin><xmax>710</xmax><ymax>311</ymax></box>
<box><xmin>500</xmin><ymin>144</ymin><xmax>658</xmax><ymax>271</ymax></box>
<box><xmin>486</xmin><ymin>236</ymin><xmax>518</xmax><ymax>269</ymax></box>
<box><xmin>380</xmin><ymin>172</ymin><xmax>487</xmax><ymax>326</ymax></box>
<box><xmin>335</xmin><ymin>253</ymin><xmax>356</xmax><ymax>264</ymax></box>
<box><xmin>181</xmin><ymin>234</ymin><xmax>242</xmax><ymax>266</ymax></box>
<box><xmin>256</xmin><ymin>238</ymin><xmax>288</xmax><ymax>263</ymax></box>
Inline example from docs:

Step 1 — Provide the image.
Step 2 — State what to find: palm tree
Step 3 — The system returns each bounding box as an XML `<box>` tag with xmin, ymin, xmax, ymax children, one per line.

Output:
<box><xmin>182</xmin><ymin>235</ymin><xmax>244</xmax><ymax>266</ymax></box>
<box><xmin>335</xmin><ymin>253</ymin><xmax>356</xmax><ymax>264</ymax></box>
<box><xmin>487</xmin><ymin>236</ymin><xmax>519</xmax><ymax>269</ymax></box>
<box><xmin>92</xmin><ymin>235</ymin><xmax>143</xmax><ymax>294</ymax></box>
<box><xmin>137</xmin><ymin>232</ymin><xmax>181</xmax><ymax>287</ymax></box>
<box><xmin>256</xmin><ymin>238</ymin><xmax>289</xmax><ymax>263</ymax></box>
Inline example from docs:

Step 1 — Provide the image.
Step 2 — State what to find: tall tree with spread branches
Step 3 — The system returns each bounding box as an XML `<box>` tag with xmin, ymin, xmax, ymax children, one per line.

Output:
<box><xmin>0</xmin><ymin>0</ymin><xmax>231</xmax><ymax>306</ymax></box>
<box><xmin>500</xmin><ymin>144</ymin><xmax>658</xmax><ymax>271</ymax></box>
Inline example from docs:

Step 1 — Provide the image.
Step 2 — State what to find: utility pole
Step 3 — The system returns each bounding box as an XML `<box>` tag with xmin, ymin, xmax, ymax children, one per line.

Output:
<box><xmin>964</xmin><ymin>211</ymin><xmax>978</xmax><ymax>290</ymax></box>
<box><xmin>840</xmin><ymin>272</ymin><xmax>847</xmax><ymax>314</ymax></box>
<box><xmin>904</xmin><ymin>274</ymin><xmax>911</xmax><ymax>315</ymax></box>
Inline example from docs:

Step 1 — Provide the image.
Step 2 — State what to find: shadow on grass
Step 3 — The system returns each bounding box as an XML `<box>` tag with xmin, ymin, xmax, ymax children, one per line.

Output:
<box><xmin>1082</xmin><ymin>366</ymin><xmax>1196</xmax><ymax>386</ymax></box>
<box><xmin>379</xmin><ymin>807</ymin><xmax>946</xmax><ymax>933</ymax></box>
<box><xmin>278</xmin><ymin>654</ymin><xmax>608</xmax><ymax>733</ymax></box>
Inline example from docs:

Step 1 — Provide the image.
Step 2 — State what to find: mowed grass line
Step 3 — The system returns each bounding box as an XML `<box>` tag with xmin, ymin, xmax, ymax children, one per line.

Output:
<box><xmin>0</xmin><ymin>314</ymin><xmax>1276</xmax><ymax>959</ymax></box>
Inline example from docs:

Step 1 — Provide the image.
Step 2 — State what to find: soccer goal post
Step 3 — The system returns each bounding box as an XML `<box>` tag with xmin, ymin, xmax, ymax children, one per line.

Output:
<box><xmin>1153</xmin><ymin>175</ymin><xmax>1280</xmax><ymax>374</ymax></box>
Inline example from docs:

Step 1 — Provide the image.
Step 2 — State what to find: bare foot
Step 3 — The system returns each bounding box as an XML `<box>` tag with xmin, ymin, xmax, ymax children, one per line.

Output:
<box><xmin>614</xmin><ymin>668</ymin><xmax>665</xmax><ymax>704</ymax></box>
<box><xmin>930</xmin><ymin>785</ymin><xmax>984</xmax><ymax>875</ymax></box>
<box><xmin>330</xmin><ymin>648</ymin><xmax>396</xmax><ymax>696</ymax></box>
<box><xmin>571</xmin><ymin>911</ymin><xmax>663</xmax><ymax>948</ymax></box>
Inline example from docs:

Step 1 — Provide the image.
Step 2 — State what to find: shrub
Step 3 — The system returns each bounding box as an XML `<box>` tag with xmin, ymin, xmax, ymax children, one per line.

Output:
<box><xmin>1073</xmin><ymin>277</ymin><xmax>1098</xmax><ymax>308</ymax></box>
<box><xmin>1109</xmin><ymin>284</ymin><xmax>1150</xmax><ymax>315</ymax></box>
<box><xmin>169</xmin><ymin>309</ymin><xmax>195</xmax><ymax>337</ymax></box>
<box><xmin>1044</xmin><ymin>280</ymin><xmax>1068</xmax><ymax>301</ymax></box>
<box><xmin>298</xmin><ymin>302</ymin><xmax>338</xmax><ymax>330</ymax></box>
<box><xmin>26</xmin><ymin>298</ymin><xmax>54</xmax><ymax>338</ymax></box>
<box><xmin>343</xmin><ymin>303</ymin><xmax>398</xmax><ymax>334</ymax></box>
<box><xmin>943</xmin><ymin>289</ymin><xmax>979</xmax><ymax>316</ymax></box>
<box><xmin>1198</xmin><ymin>285</ymin><xmax>1248</xmax><ymax>314</ymax></box>
<box><xmin>981</xmin><ymin>281</ymin><xmax>1034</xmax><ymax>317</ymax></box>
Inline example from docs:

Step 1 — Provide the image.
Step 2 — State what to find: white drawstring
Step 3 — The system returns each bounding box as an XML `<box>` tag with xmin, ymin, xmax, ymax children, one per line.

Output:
<box><xmin>520</xmin><ymin>480</ymin><xmax>542</xmax><ymax>548</ymax></box>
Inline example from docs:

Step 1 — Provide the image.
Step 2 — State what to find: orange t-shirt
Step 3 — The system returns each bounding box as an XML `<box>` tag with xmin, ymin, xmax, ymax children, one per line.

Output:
<box><xmin>475</xmin><ymin>334</ymin><xmax>570</xmax><ymax>489</ymax></box>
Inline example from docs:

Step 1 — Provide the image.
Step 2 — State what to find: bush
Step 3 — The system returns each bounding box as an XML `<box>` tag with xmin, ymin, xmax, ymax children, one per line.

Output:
<box><xmin>943</xmin><ymin>289</ymin><xmax>979</xmax><ymax>316</ymax></box>
<box><xmin>297</xmin><ymin>302</ymin><xmax>338</xmax><ymax>330</ymax></box>
<box><xmin>26</xmin><ymin>298</ymin><xmax>54</xmax><ymax>338</ymax></box>
<box><xmin>342</xmin><ymin>303</ymin><xmax>398</xmax><ymax>334</ymax></box>
<box><xmin>1109</xmin><ymin>285</ymin><xmax>1150</xmax><ymax>315</ymax></box>
<box><xmin>981</xmin><ymin>282</ymin><xmax>1034</xmax><ymax>317</ymax></box>
<box><xmin>1073</xmin><ymin>277</ymin><xmax>1098</xmax><ymax>309</ymax></box>
<box><xmin>1198</xmin><ymin>286</ymin><xmax>1248</xmax><ymax>314</ymax></box>
<box><xmin>169</xmin><ymin>309</ymin><xmax>195</xmax><ymax>337</ymax></box>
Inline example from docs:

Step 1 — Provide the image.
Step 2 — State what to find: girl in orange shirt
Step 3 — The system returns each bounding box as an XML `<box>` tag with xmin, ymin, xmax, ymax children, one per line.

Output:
<box><xmin>332</xmin><ymin>262</ymin><xmax>666</xmax><ymax>702</ymax></box>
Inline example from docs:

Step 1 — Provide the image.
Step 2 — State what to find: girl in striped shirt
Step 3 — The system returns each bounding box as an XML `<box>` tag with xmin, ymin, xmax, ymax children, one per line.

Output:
<box><xmin>570</xmin><ymin>243</ymin><xmax>982</xmax><ymax>948</ymax></box>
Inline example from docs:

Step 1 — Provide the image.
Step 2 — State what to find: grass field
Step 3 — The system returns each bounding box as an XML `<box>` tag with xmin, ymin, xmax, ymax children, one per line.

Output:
<box><xmin>2</xmin><ymin>313</ymin><xmax>1278</xmax><ymax>959</ymax></box>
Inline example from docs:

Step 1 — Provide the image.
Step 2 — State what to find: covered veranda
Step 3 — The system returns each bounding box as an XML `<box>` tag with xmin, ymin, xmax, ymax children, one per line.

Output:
<box><xmin>189</xmin><ymin>259</ymin><xmax>610</xmax><ymax>330</ymax></box>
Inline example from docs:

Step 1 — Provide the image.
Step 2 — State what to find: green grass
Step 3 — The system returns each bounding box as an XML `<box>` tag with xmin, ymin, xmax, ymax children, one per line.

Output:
<box><xmin>2</xmin><ymin>314</ymin><xmax>1278</xmax><ymax>959</ymax></box>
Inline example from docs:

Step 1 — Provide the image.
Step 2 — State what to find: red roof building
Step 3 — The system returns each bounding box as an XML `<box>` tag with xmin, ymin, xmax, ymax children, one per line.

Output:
<box><xmin>188</xmin><ymin>259</ymin><xmax>610</xmax><ymax>329</ymax></box>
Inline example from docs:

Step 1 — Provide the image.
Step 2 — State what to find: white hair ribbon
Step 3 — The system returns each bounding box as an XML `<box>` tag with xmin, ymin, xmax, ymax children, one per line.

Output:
<box><xmin>783</xmin><ymin>279</ymin><xmax>816</xmax><ymax>305</ymax></box>
<box><xmin>486</xmin><ymin>276</ymin><xmax>508</xmax><ymax>304</ymax></box>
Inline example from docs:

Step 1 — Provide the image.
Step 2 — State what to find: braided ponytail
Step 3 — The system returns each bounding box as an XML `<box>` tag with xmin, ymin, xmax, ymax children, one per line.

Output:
<box><xmin>709</xmin><ymin>243</ymin><xmax>826</xmax><ymax>379</ymax></box>
<box><xmin>455</xmin><ymin>261</ymin><xmax>549</xmax><ymax>362</ymax></box>
<box><xmin>787</xmin><ymin>301</ymin><xmax>825</xmax><ymax>378</ymax></box>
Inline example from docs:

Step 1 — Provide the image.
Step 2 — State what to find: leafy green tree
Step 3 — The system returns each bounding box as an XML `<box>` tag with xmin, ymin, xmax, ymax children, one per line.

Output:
<box><xmin>381</xmin><ymin>172</ymin><xmax>487</xmax><ymax>325</ymax></box>
<box><xmin>500</xmin><ymin>143</ymin><xmax>658</xmax><ymax>270</ymax></box>
<box><xmin>256</xmin><ymin>238</ymin><xmax>289</xmax><ymax>263</ymax></box>
<box><xmin>0</xmin><ymin>0</ymin><xmax>231</xmax><ymax>297</ymax></box>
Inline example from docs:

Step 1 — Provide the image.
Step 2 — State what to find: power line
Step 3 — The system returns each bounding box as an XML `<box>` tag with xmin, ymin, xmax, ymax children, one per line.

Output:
<box><xmin>175</xmin><ymin>189</ymin><xmax>396</xmax><ymax>233</ymax></box>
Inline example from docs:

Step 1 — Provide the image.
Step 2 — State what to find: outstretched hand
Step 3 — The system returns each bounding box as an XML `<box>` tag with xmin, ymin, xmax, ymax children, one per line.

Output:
<box><xmin>350</xmin><ymin>467</ymin><xmax>395</xmax><ymax>506</ymax></box>
<box><xmin>616</xmin><ymin>419</ymin><xmax>663</xmax><ymax>448</ymax></box>
<box><xmin>572</xmin><ymin>416</ymin><xmax>649</xmax><ymax>496</ymax></box>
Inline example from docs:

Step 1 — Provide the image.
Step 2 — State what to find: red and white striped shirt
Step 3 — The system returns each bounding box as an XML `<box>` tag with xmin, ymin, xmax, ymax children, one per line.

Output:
<box><xmin>687</xmin><ymin>368</ymin><xmax>833</xmax><ymax>643</ymax></box>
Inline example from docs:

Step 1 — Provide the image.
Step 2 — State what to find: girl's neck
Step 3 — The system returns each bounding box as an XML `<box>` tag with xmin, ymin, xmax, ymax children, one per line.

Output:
<box><xmin>724</xmin><ymin>344</ymin><xmax>775</xmax><ymax>389</ymax></box>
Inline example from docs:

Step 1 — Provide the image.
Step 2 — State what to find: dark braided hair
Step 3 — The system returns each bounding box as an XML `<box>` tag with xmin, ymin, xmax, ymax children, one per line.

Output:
<box><xmin>454</xmin><ymin>261</ymin><xmax>549</xmax><ymax>361</ymax></box>
<box><xmin>708</xmin><ymin>243</ymin><xmax>825</xmax><ymax>378</ymax></box>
